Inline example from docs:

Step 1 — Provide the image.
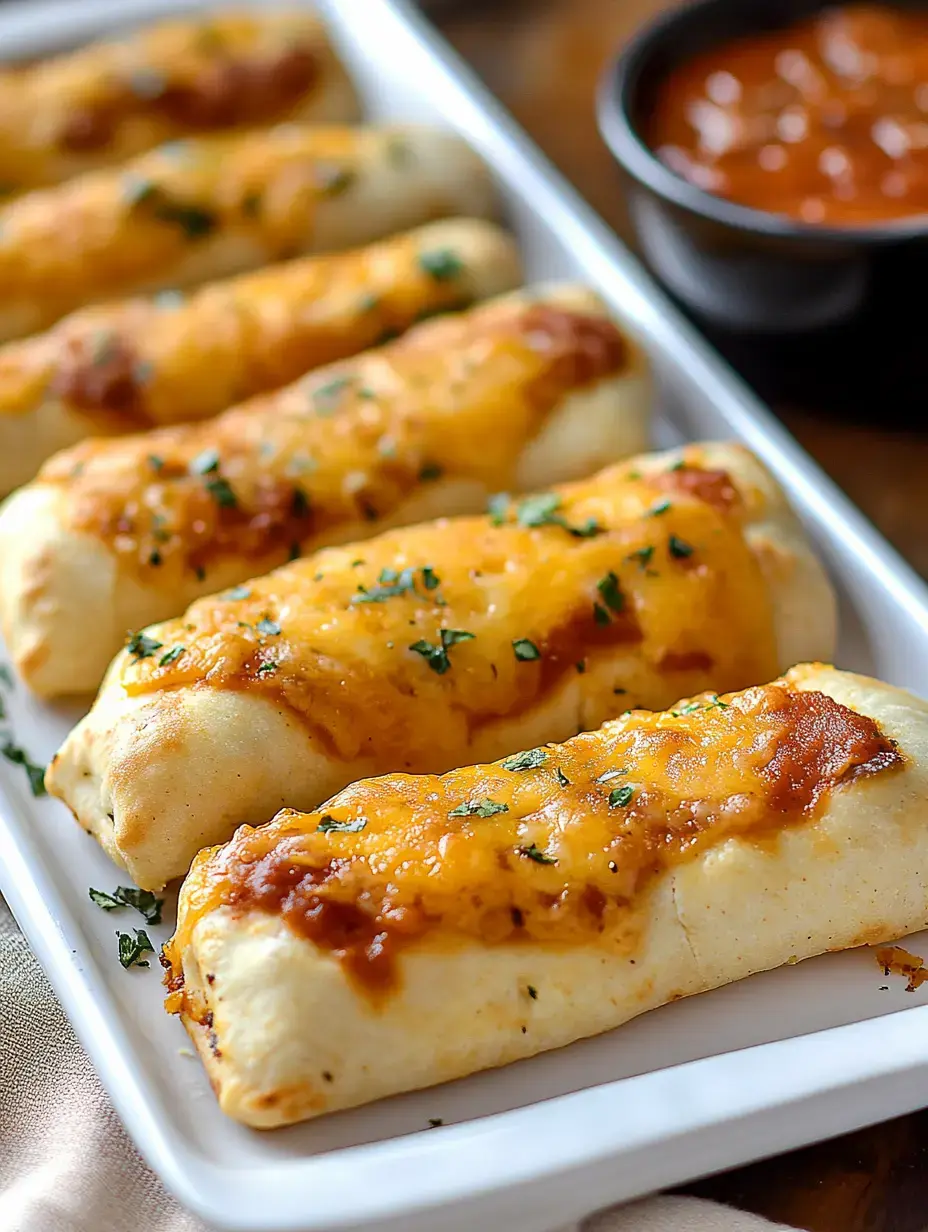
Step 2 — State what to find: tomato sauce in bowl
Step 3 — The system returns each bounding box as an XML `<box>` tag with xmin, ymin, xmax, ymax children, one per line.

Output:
<box><xmin>648</xmin><ymin>5</ymin><xmax>928</xmax><ymax>225</ymax></box>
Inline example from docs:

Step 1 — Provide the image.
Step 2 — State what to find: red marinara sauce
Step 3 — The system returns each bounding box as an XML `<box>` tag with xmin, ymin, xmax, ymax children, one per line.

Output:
<box><xmin>648</xmin><ymin>5</ymin><xmax>928</xmax><ymax>225</ymax></box>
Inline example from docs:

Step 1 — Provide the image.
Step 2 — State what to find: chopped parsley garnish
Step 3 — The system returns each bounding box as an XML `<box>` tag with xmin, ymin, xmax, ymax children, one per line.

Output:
<box><xmin>126</xmin><ymin>177</ymin><xmax>217</xmax><ymax>238</ymax></box>
<box><xmin>1</xmin><ymin>742</ymin><xmax>46</xmax><ymax>797</ymax></box>
<box><xmin>596</xmin><ymin>571</ymin><xmax>625</xmax><ymax>614</ymax></box>
<box><xmin>501</xmin><ymin>492</ymin><xmax>605</xmax><ymax>538</ymax></box>
<box><xmin>147</xmin><ymin>454</ymin><xmax>164</xmax><ymax>472</ymax></box>
<box><xmin>310</xmin><ymin>375</ymin><xmax>351</xmax><ymax>415</ymax></box>
<box><xmin>671</xmin><ymin>695</ymin><xmax>730</xmax><ymax>717</ymax></box>
<box><xmin>256</xmin><ymin>661</ymin><xmax>278</xmax><ymax>676</ymax></box>
<box><xmin>501</xmin><ymin>748</ymin><xmax>547</xmax><ymax>773</ymax></box>
<box><xmin>487</xmin><ymin>492</ymin><xmax>510</xmax><ymax>526</ymax></box>
<box><xmin>256</xmin><ymin>618</ymin><xmax>281</xmax><ymax>636</ymax></box>
<box><xmin>148</xmin><ymin>550</ymin><xmax>162</xmax><ymax>567</ymax></box>
<box><xmin>117</xmin><ymin>929</ymin><xmax>154</xmax><ymax>970</ymax></box>
<box><xmin>518</xmin><ymin>843</ymin><xmax>556</xmax><ymax>865</ymax></box>
<box><xmin>226</xmin><ymin>585</ymin><xmax>251</xmax><ymax>601</ymax></box>
<box><xmin>418</xmin><ymin>248</ymin><xmax>463</xmax><ymax>280</ymax></box>
<box><xmin>189</xmin><ymin>448</ymin><xmax>220</xmax><ymax>475</ymax></box>
<box><xmin>669</xmin><ymin>534</ymin><xmax>694</xmax><ymax>559</ymax></box>
<box><xmin>409</xmin><ymin>628</ymin><xmax>474</xmax><ymax>674</ymax></box>
<box><xmin>126</xmin><ymin>631</ymin><xmax>163</xmax><ymax>660</ymax></box>
<box><xmin>352</xmin><ymin>565</ymin><xmax>441</xmax><ymax>605</ymax></box>
<box><xmin>316</xmin><ymin>164</ymin><xmax>356</xmax><ymax>196</ymax></box>
<box><xmin>516</xmin><ymin>492</ymin><xmax>562</xmax><ymax>529</ymax></box>
<box><xmin>648</xmin><ymin>499</ymin><xmax>672</xmax><ymax>517</ymax></box>
<box><xmin>628</xmin><ymin>545</ymin><xmax>654</xmax><ymax>569</ymax></box>
<box><xmin>527</xmin><ymin>985</ymin><xmax>538</xmax><ymax>999</ymax></box>
<box><xmin>669</xmin><ymin>459</ymin><xmax>686</xmax><ymax>472</ymax></box>
<box><xmin>418</xmin><ymin>463</ymin><xmax>443</xmax><ymax>482</ymax></box>
<box><xmin>158</xmin><ymin>645</ymin><xmax>184</xmax><ymax>666</ymax></box>
<box><xmin>512</xmin><ymin>638</ymin><xmax>540</xmax><ymax>662</ymax></box>
<box><xmin>316</xmin><ymin>815</ymin><xmax>367</xmax><ymax>834</ymax></box>
<box><xmin>556</xmin><ymin>767</ymin><xmax>570</xmax><ymax>787</ymax></box>
<box><xmin>608</xmin><ymin>785</ymin><xmax>635</xmax><ymax>808</ymax></box>
<box><xmin>593</xmin><ymin>602</ymin><xmax>610</xmax><ymax>626</ymax></box>
<box><xmin>89</xmin><ymin>885</ymin><xmax>163</xmax><ymax>924</ymax></box>
<box><xmin>449</xmin><ymin>797</ymin><xmax>509</xmax><ymax>819</ymax></box>
<box><xmin>206</xmin><ymin>475</ymin><xmax>237</xmax><ymax>508</ymax></box>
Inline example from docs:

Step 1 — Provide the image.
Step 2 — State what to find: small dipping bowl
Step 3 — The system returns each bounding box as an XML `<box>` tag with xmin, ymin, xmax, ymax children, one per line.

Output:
<box><xmin>597</xmin><ymin>0</ymin><xmax>928</xmax><ymax>332</ymax></box>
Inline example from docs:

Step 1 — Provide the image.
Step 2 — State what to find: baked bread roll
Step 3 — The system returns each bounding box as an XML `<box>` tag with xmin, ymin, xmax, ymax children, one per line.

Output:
<box><xmin>2</xmin><ymin>284</ymin><xmax>648</xmax><ymax>698</ymax></box>
<box><xmin>162</xmin><ymin>663</ymin><xmax>926</xmax><ymax>1128</ymax></box>
<box><xmin>0</xmin><ymin>218</ymin><xmax>521</xmax><ymax>496</ymax></box>
<box><xmin>0</xmin><ymin>9</ymin><xmax>359</xmax><ymax>192</ymax></box>
<box><xmin>0</xmin><ymin>124</ymin><xmax>496</xmax><ymax>341</ymax></box>
<box><xmin>45</xmin><ymin>442</ymin><xmax>836</xmax><ymax>889</ymax></box>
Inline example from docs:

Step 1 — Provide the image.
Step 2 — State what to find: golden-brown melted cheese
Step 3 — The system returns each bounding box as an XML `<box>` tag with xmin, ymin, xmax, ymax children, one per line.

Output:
<box><xmin>164</xmin><ymin>677</ymin><xmax>902</xmax><ymax>999</ymax></box>
<box><xmin>40</xmin><ymin>303</ymin><xmax>628</xmax><ymax>578</ymax></box>
<box><xmin>0</xmin><ymin>125</ymin><xmax>416</xmax><ymax>324</ymax></box>
<box><xmin>0</xmin><ymin>11</ymin><xmax>352</xmax><ymax>191</ymax></box>
<box><xmin>0</xmin><ymin>222</ymin><xmax>516</xmax><ymax>430</ymax></box>
<box><xmin>121</xmin><ymin>458</ymin><xmax>777</xmax><ymax>769</ymax></box>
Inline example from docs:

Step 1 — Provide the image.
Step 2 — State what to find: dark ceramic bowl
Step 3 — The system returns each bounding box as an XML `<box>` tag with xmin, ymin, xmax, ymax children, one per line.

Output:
<box><xmin>597</xmin><ymin>0</ymin><xmax>928</xmax><ymax>332</ymax></box>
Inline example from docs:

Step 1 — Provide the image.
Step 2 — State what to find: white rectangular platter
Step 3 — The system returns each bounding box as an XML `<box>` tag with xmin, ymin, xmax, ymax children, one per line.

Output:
<box><xmin>2</xmin><ymin>1</ymin><xmax>928</xmax><ymax>1229</ymax></box>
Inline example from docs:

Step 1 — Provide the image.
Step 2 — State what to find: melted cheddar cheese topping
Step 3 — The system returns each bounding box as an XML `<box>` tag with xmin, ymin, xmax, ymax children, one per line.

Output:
<box><xmin>0</xmin><ymin>11</ymin><xmax>338</xmax><ymax>191</ymax></box>
<box><xmin>41</xmin><ymin>302</ymin><xmax>627</xmax><ymax>578</ymax></box>
<box><xmin>164</xmin><ymin>673</ymin><xmax>901</xmax><ymax>998</ymax></box>
<box><xmin>0</xmin><ymin>126</ymin><xmax>403</xmax><ymax>320</ymax></box>
<box><xmin>0</xmin><ymin>224</ymin><xmax>512</xmax><ymax>428</ymax></box>
<box><xmin>124</xmin><ymin>457</ymin><xmax>778</xmax><ymax>770</ymax></box>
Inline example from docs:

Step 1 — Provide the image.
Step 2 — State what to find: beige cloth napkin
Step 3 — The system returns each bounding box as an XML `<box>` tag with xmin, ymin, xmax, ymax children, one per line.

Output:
<box><xmin>0</xmin><ymin>899</ymin><xmax>799</xmax><ymax>1232</ymax></box>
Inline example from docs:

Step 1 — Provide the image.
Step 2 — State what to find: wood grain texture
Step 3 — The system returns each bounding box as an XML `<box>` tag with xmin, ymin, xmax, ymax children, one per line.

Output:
<box><xmin>432</xmin><ymin>2</ymin><xmax>928</xmax><ymax>1228</ymax></box>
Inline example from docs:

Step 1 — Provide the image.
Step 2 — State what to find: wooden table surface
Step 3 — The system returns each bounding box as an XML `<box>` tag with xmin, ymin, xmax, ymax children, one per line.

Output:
<box><xmin>431</xmin><ymin>2</ymin><xmax>928</xmax><ymax>1228</ymax></box>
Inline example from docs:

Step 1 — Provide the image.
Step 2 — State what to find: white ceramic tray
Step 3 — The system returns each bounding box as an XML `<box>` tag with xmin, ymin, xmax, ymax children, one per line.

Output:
<box><xmin>2</xmin><ymin>1</ymin><xmax>928</xmax><ymax>1229</ymax></box>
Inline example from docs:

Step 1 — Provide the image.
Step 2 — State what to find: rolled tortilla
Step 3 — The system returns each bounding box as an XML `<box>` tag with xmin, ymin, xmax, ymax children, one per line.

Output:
<box><xmin>45</xmin><ymin>442</ymin><xmax>836</xmax><ymax>889</ymax></box>
<box><xmin>0</xmin><ymin>218</ymin><xmax>521</xmax><ymax>495</ymax></box>
<box><xmin>0</xmin><ymin>124</ymin><xmax>496</xmax><ymax>341</ymax></box>
<box><xmin>2</xmin><ymin>284</ymin><xmax>649</xmax><ymax>697</ymax></box>
<box><xmin>0</xmin><ymin>8</ymin><xmax>359</xmax><ymax>192</ymax></box>
<box><xmin>162</xmin><ymin>663</ymin><xmax>927</xmax><ymax>1128</ymax></box>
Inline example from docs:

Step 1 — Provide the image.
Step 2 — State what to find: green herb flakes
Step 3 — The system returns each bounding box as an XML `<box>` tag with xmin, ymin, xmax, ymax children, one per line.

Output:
<box><xmin>669</xmin><ymin>534</ymin><xmax>694</xmax><ymax>559</ymax></box>
<box><xmin>512</xmin><ymin>638</ymin><xmax>540</xmax><ymax>662</ymax></box>
<box><xmin>608</xmin><ymin>785</ymin><xmax>635</xmax><ymax>808</ymax></box>
<box><xmin>487</xmin><ymin>493</ymin><xmax>510</xmax><ymax>526</ymax></box>
<box><xmin>189</xmin><ymin>448</ymin><xmax>219</xmax><ymax>475</ymax></box>
<box><xmin>628</xmin><ymin>545</ymin><xmax>654</xmax><ymax>569</ymax></box>
<box><xmin>648</xmin><ymin>499</ymin><xmax>672</xmax><ymax>517</ymax></box>
<box><xmin>256</xmin><ymin>618</ymin><xmax>281</xmax><ymax>636</ymax></box>
<box><xmin>206</xmin><ymin>475</ymin><xmax>237</xmax><ymax>508</ymax></box>
<box><xmin>117</xmin><ymin>929</ymin><xmax>154</xmax><ymax>970</ymax></box>
<box><xmin>518</xmin><ymin>843</ymin><xmax>556</xmax><ymax>865</ymax></box>
<box><xmin>126</xmin><ymin>631</ymin><xmax>162</xmax><ymax>660</ymax></box>
<box><xmin>409</xmin><ymin>628</ymin><xmax>475</xmax><ymax>674</ymax></box>
<box><xmin>310</xmin><ymin>375</ymin><xmax>351</xmax><ymax>415</ymax></box>
<box><xmin>316</xmin><ymin>815</ymin><xmax>367</xmax><ymax>834</ymax></box>
<box><xmin>352</xmin><ymin>565</ymin><xmax>440</xmax><ymax>605</ymax></box>
<box><xmin>1</xmin><ymin>742</ymin><xmax>46</xmax><ymax>797</ymax></box>
<box><xmin>556</xmin><ymin>767</ymin><xmax>570</xmax><ymax>787</ymax></box>
<box><xmin>418</xmin><ymin>248</ymin><xmax>463</xmax><ymax>281</ymax></box>
<box><xmin>596</xmin><ymin>571</ymin><xmax>625</xmax><ymax>613</ymax></box>
<box><xmin>158</xmin><ymin>646</ymin><xmax>185</xmax><ymax>667</ymax></box>
<box><xmin>501</xmin><ymin>748</ymin><xmax>547</xmax><ymax>773</ymax></box>
<box><xmin>449</xmin><ymin>798</ymin><xmax>509</xmax><ymax>819</ymax></box>
<box><xmin>90</xmin><ymin>885</ymin><xmax>163</xmax><ymax>924</ymax></box>
<box><xmin>147</xmin><ymin>454</ymin><xmax>164</xmax><ymax>472</ymax></box>
<box><xmin>256</xmin><ymin>661</ymin><xmax>278</xmax><ymax>676</ymax></box>
<box><xmin>593</xmin><ymin>602</ymin><xmax>610</xmax><ymax>626</ymax></box>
